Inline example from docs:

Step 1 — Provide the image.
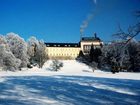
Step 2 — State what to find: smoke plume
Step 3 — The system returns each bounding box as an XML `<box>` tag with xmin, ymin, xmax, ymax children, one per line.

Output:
<box><xmin>80</xmin><ymin>13</ymin><xmax>94</xmax><ymax>35</ymax></box>
<box><xmin>93</xmin><ymin>0</ymin><xmax>97</xmax><ymax>4</ymax></box>
<box><xmin>80</xmin><ymin>0</ymin><xmax>98</xmax><ymax>37</ymax></box>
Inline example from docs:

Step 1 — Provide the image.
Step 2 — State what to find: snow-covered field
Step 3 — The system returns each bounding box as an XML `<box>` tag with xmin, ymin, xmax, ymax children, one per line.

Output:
<box><xmin>0</xmin><ymin>60</ymin><xmax>140</xmax><ymax>105</ymax></box>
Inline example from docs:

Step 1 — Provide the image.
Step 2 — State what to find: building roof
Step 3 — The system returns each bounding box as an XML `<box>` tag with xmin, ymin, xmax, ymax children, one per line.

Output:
<box><xmin>81</xmin><ymin>37</ymin><xmax>101</xmax><ymax>42</ymax></box>
<box><xmin>45</xmin><ymin>42</ymin><xmax>80</xmax><ymax>47</ymax></box>
<box><xmin>81</xmin><ymin>33</ymin><xmax>101</xmax><ymax>42</ymax></box>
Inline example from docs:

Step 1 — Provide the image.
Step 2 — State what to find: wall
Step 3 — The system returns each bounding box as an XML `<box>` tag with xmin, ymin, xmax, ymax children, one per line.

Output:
<box><xmin>81</xmin><ymin>41</ymin><xmax>102</xmax><ymax>54</ymax></box>
<box><xmin>46</xmin><ymin>47</ymin><xmax>80</xmax><ymax>59</ymax></box>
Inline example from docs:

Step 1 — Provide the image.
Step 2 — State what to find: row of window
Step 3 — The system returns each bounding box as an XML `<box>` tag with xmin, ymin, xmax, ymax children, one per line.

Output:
<box><xmin>48</xmin><ymin>48</ymin><xmax>79</xmax><ymax>51</ymax></box>
<box><xmin>83</xmin><ymin>45</ymin><xmax>91</xmax><ymax>50</ymax></box>
<box><xmin>46</xmin><ymin>45</ymin><xmax>78</xmax><ymax>47</ymax></box>
<box><xmin>49</xmin><ymin>53</ymin><xmax>78</xmax><ymax>56</ymax></box>
<box><xmin>83</xmin><ymin>45</ymin><xmax>101</xmax><ymax>51</ymax></box>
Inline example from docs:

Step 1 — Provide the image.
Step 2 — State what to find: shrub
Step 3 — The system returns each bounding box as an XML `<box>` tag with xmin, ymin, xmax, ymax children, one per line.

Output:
<box><xmin>50</xmin><ymin>60</ymin><xmax>63</xmax><ymax>71</ymax></box>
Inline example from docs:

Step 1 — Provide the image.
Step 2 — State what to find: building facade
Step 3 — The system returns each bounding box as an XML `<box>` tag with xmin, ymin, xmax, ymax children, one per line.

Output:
<box><xmin>45</xmin><ymin>34</ymin><xmax>103</xmax><ymax>59</ymax></box>
<box><xmin>45</xmin><ymin>43</ymin><xmax>80</xmax><ymax>59</ymax></box>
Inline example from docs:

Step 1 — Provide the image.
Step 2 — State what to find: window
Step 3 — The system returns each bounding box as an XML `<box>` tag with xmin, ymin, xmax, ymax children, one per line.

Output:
<box><xmin>83</xmin><ymin>45</ymin><xmax>91</xmax><ymax>53</ymax></box>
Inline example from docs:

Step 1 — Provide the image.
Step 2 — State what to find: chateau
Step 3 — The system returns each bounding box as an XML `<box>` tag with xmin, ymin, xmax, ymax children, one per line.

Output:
<box><xmin>45</xmin><ymin>34</ymin><xmax>103</xmax><ymax>59</ymax></box>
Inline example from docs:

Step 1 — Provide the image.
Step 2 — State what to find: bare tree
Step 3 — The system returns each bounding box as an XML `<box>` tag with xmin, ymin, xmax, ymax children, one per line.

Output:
<box><xmin>112</xmin><ymin>11</ymin><xmax>140</xmax><ymax>71</ymax></box>
<box><xmin>113</xmin><ymin>11</ymin><xmax>140</xmax><ymax>44</ymax></box>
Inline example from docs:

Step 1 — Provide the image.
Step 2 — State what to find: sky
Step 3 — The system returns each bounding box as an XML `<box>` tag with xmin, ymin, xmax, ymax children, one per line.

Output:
<box><xmin>0</xmin><ymin>0</ymin><xmax>140</xmax><ymax>43</ymax></box>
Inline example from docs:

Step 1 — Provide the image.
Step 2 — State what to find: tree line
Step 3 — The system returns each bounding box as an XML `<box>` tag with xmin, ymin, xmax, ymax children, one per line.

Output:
<box><xmin>0</xmin><ymin>33</ymin><xmax>48</xmax><ymax>71</ymax></box>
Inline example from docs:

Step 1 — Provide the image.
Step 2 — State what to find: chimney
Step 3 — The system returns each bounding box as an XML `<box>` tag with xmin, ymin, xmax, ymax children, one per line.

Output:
<box><xmin>94</xmin><ymin>33</ymin><xmax>97</xmax><ymax>38</ymax></box>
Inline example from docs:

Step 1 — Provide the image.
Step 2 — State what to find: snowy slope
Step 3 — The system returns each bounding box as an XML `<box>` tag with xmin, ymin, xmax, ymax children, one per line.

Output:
<box><xmin>0</xmin><ymin>60</ymin><xmax>140</xmax><ymax>80</ymax></box>
<box><xmin>0</xmin><ymin>60</ymin><xmax>140</xmax><ymax>105</ymax></box>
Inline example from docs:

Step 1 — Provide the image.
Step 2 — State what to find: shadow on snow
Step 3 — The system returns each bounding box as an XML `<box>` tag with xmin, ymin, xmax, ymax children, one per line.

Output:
<box><xmin>0</xmin><ymin>75</ymin><xmax>140</xmax><ymax>105</ymax></box>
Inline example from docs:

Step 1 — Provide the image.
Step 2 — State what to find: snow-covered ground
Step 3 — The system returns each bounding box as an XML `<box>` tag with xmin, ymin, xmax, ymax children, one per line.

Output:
<box><xmin>0</xmin><ymin>60</ymin><xmax>140</xmax><ymax>105</ymax></box>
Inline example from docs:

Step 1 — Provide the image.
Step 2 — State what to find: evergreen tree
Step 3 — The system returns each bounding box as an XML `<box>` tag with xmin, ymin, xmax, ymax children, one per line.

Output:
<box><xmin>78</xmin><ymin>50</ymin><xmax>84</xmax><ymax>57</ymax></box>
<box><xmin>76</xmin><ymin>50</ymin><xmax>86</xmax><ymax>62</ymax></box>
<box><xmin>89</xmin><ymin>44</ymin><xmax>95</xmax><ymax>62</ymax></box>
<box><xmin>94</xmin><ymin>48</ymin><xmax>102</xmax><ymax>63</ymax></box>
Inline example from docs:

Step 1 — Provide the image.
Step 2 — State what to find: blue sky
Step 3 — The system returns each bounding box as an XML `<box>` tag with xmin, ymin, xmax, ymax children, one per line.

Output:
<box><xmin>0</xmin><ymin>0</ymin><xmax>140</xmax><ymax>42</ymax></box>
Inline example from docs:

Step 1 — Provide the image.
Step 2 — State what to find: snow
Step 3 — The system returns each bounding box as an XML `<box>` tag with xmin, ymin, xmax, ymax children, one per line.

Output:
<box><xmin>0</xmin><ymin>60</ymin><xmax>140</xmax><ymax>80</ymax></box>
<box><xmin>0</xmin><ymin>60</ymin><xmax>140</xmax><ymax>105</ymax></box>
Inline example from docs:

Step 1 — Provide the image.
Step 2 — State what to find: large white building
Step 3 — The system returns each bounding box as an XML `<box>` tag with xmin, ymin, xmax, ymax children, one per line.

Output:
<box><xmin>45</xmin><ymin>34</ymin><xmax>103</xmax><ymax>59</ymax></box>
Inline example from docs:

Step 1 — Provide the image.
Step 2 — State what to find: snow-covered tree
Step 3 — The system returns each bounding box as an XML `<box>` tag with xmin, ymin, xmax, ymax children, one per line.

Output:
<box><xmin>27</xmin><ymin>36</ymin><xmax>39</xmax><ymax>64</ymax></box>
<box><xmin>89</xmin><ymin>61</ymin><xmax>98</xmax><ymax>72</ymax></box>
<box><xmin>35</xmin><ymin>40</ymin><xmax>48</xmax><ymax>68</ymax></box>
<box><xmin>50</xmin><ymin>60</ymin><xmax>63</xmax><ymax>71</ymax></box>
<box><xmin>126</xmin><ymin>41</ymin><xmax>140</xmax><ymax>72</ymax></box>
<box><xmin>0</xmin><ymin>37</ymin><xmax>21</xmax><ymax>71</ymax></box>
<box><xmin>0</xmin><ymin>36</ymin><xmax>8</xmax><ymax>68</ymax></box>
<box><xmin>2</xmin><ymin>48</ymin><xmax>21</xmax><ymax>71</ymax></box>
<box><xmin>110</xmin><ymin>11</ymin><xmax>140</xmax><ymax>72</ymax></box>
<box><xmin>0</xmin><ymin>33</ymin><xmax>48</xmax><ymax>70</ymax></box>
<box><xmin>6</xmin><ymin>32</ymin><xmax>29</xmax><ymax>68</ymax></box>
<box><xmin>99</xmin><ymin>42</ymin><xmax>122</xmax><ymax>72</ymax></box>
<box><xmin>27</xmin><ymin>36</ymin><xmax>39</xmax><ymax>57</ymax></box>
<box><xmin>99</xmin><ymin>39</ymin><xmax>140</xmax><ymax>72</ymax></box>
<box><xmin>27</xmin><ymin>36</ymin><xmax>48</xmax><ymax>68</ymax></box>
